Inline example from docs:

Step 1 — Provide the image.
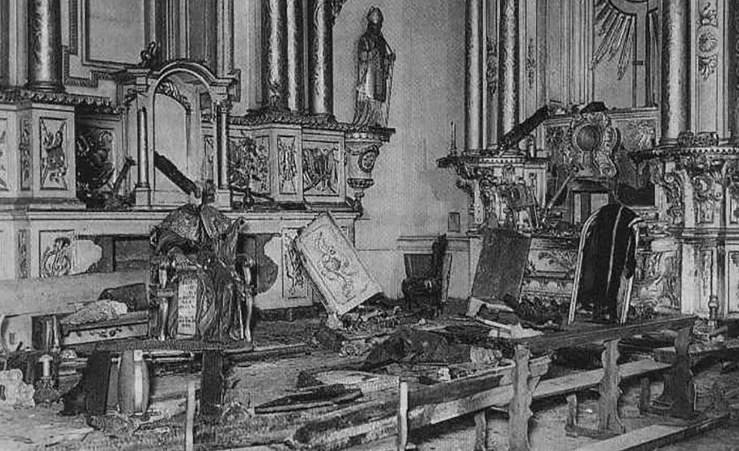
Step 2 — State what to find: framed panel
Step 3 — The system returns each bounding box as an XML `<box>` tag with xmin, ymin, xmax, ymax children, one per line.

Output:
<box><xmin>82</xmin><ymin>0</ymin><xmax>147</xmax><ymax>68</ymax></box>
<box><xmin>39</xmin><ymin>230</ymin><xmax>75</xmax><ymax>278</ymax></box>
<box><xmin>39</xmin><ymin>118</ymin><xmax>69</xmax><ymax>191</ymax></box>
<box><xmin>302</xmin><ymin>139</ymin><xmax>344</xmax><ymax>199</ymax></box>
<box><xmin>294</xmin><ymin>213</ymin><xmax>381</xmax><ymax>316</ymax></box>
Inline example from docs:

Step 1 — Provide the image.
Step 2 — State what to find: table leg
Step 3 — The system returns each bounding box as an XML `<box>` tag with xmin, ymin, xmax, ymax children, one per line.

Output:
<box><xmin>669</xmin><ymin>326</ymin><xmax>695</xmax><ymax>419</ymax></box>
<box><xmin>474</xmin><ymin>411</ymin><xmax>487</xmax><ymax>451</ymax></box>
<box><xmin>201</xmin><ymin>350</ymin><xmax>224</xmax><ymax>420</ymax></box>
<box><xmin>509</xmin><ymin>345</ymin><xmax>539</xmax><ymax>451</ymax></box>
<box><xmin>598</xmin><ymin>338</ymin><xmax>625</xmax><ymax>434</ymax></box>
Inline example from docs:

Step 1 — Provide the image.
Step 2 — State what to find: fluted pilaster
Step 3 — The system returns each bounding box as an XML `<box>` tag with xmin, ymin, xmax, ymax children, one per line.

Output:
<box><xmin>27</xmin><ymin>0</ymin><xmax>63</xmax><ymax>92</ymax></box>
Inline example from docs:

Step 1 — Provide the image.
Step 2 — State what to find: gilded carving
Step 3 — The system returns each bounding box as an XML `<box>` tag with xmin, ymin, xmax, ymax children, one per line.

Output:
<box><xmin>0</xmin><ymin>119</ymin><xmax>8</xmax><ymax>190</ymax></box>
<box><xmin>591</xmin><ymin>0</ymin><xmax>636</xmax><ymax>80</ymax></box>
<box><xmin>486</xmin><ymin>36</ymin><xmax>498</xmax><ymax>96</ymax></box>
<box><xmin>156</xmin><ymin>80</ymin><xmax>192</xmax><ymax>112</ymax></box>
<box><xmin>282</xmin><ymin>229</ymin><xmax>307</xmax><ymax>298</ymax></box>
<box><xmin>358</xmin><ymin>145</ymin><xmax>379</xmax><ymax>174</ymax></box>
<box><xmin>525</xmin><ymin>38</ymin><xmax>536</xmax><ymax>89</ymax></box>
<box><xmin>539</xmin><ymin>250</ymin><xmax>577</xmax><ymax>278</ymax></box>
<box><xmin>278</xmin><ymin>136</ymin><xmax>298</xmax><ymax>194</ymax></box>
<box><xmin>634</xmin><ymin>244</ymin><xmax>681</xmax><ymax>311</ymax></box>
<box><xmin>41</xmin><ymin>235</ymin><xmax>73</xmax><ymax>278</ymax></box>
<box><xmin>680</xmin><ymin>154</ymin><xmax>724</xmax><ymax>224</ymax></box>
<box><xmin>19</xmin><ymin>118</ymin><xmax>31</xmax><ymax>190</ymax></box>
<box><xmin>17</xmin><ymin>229</ymin><xmax>30</xmax><ymax>279</ymax></box>
<box><xmin>40</xmin><ymin>118</ymin><xmax>68</xmax><ymax>190</ymax></box>
<box><xmin>697</xmin><ymin>2</ymin><xmax>719</xmax><ymax>81</ymax></box>
<box><xmin>621</xmin><ymin>120</ymin><xmax>657</xmax><ymax>152</ymax></box>
<box><xmin>303</xmin><ymin>144</ymin><xmax>340</xmax><ymax>195</ymax></box>
<box><xmin>228</xmin><ymin>133</ymin><xmax>270</xmax><ymax>195</ymax></box>
<box><xmin>698</xmin><ymin>54</ymin><xmax>719</xmax><ymax>80</ymax></box>
<box><xmin>75</xmin><ymin>127</ymin><xmax>114</xmax><ymax>206</ymax></box>
<box><xmin>563</xmin><ymin>113</ymin><xmax>618</xmax><ymax>179</ymax></box>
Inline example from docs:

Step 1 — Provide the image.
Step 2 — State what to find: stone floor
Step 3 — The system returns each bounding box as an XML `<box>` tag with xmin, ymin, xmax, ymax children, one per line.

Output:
<box><xmin>2</xmin><ymin>316</ymin><xmax>739</xmax><ymax>450</ymax></box>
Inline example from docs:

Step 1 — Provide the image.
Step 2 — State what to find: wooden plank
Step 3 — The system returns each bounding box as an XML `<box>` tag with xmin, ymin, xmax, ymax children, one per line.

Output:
<box><xmin>407</xmin><ymin>359</ymin><xmax>670</xmax><ymax>429</ymax></box>
<box><xmin>654</xmin><ymin>338</ymin><xmax>739</xmax><ymax>364</ymax></box>
<box><xmin>575</xmin><ymin>415</ymin><xmax>728</xmax><ymax>451</ymax></box>
<box><xmin>514</xmin><ymin>316</ymin><xmax>697</xmax><ymax>353</ymax></box>
<box><xmin>295</xmin><ymin>359</ymin><xmax>670</xmax><ymax>450</ymax></box>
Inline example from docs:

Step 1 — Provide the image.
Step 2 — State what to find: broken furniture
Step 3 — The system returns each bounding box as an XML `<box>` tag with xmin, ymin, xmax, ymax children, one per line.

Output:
<box><xmin>294</xmin><ymin>212</ymin><xmax>383</xmax><ymax>321</ymax></box>
<box><xmin>401</xmin><ymin>234</ymin><xmax>452</xmax><ymax>316</ymax></box>
<box><xmin>569</xmin><ymin>204</ymin><xmax>643</xmax><ymax>324</ymax></box>
<box><xmin>295</xmin><ymin>315</ymin><xmax>703</xmax><ymax>451</ymax></box>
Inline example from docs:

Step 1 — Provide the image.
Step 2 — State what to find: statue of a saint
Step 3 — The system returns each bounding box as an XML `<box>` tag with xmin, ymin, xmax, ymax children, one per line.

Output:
<box><xmin>353</xmin><ymin>7</ymin><xmax>395</xmax><ymax>128</ymax></box>
<box><xmin>151</xmin><ymin>181</ymin><xmax>252</xmax><ymax>343</ymax></box>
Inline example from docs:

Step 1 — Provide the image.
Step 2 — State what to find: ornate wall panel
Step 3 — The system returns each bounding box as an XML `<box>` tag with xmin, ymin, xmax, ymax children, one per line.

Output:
<box><xmin>81</xmin><ymin>0</ymin><xmax>147</xmax><ymax>68</ymax></box>
<box><xmin>302</xmin><ymin>142</ymin><xmax>341</xmax><ymax>197</ymax></box>
<box><xmin>39</xmin><ymin>230</ymin><xmax>75</xmax><ymax>278</ymax></box>
<box><xmin>282</xmin><ymin>228</ymin><xmax>308</xmax><ymax>299</ymax></box>
<box><xmin>39</xmin><ymin>118</ymin><xmax>68</xmax><ymax>190</ymax></box>
<box><xmin>19</xmin><ymin>117</ymin><xmax>32</xmax><ymax>191</ymax></box>
<box><xmin>277</xmin><ymin>135</ymin><xmax>299</xmax><ymax>195</ymax></box>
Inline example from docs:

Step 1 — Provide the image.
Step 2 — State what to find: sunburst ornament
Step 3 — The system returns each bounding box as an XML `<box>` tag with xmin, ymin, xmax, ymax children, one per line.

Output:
<box><xmin>591</xmin><ymin>0</ymin><xmax>637</xmax><ymax>80</ymax></box>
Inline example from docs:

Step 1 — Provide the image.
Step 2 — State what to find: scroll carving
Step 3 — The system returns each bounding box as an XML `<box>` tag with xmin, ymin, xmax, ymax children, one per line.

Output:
<box><xmin>19</xmin><ymin>118</ymin><xmax>32</xmax><ymax>190</ymax></box>
<box><xmin>649</xmin><ymin>160</ymin><xmax>684</xmax><ymax>226</ymax></box>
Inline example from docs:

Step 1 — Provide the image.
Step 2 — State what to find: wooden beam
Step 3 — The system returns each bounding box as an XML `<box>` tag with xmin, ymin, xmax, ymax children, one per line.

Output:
<box><xmin>574</xmin><ymin>415</ymin><xmax>728</xmax><ymax>451</ymax></box>
<box><xmin>514</xmin><ymin>316</ymin><xmax>697</xmax><ymax>353</ymax></box>
<box><xmin>406</xmin><ymin>359</ymin><xmax>670</xmax><ymax>429</ymax></box>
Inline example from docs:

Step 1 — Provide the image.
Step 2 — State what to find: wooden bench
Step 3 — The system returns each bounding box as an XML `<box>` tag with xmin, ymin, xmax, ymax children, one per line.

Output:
<box><xmin>293</xmin><ymin>316</ymin><xmax>698</xmax><ymax>451</ymax></box>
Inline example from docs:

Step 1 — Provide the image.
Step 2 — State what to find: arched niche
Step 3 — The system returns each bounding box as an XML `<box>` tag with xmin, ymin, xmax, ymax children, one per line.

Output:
<box><xmin>121</xmin><ymin>61</ymin><xmax>235</xmax><ymax>209</ymax></box>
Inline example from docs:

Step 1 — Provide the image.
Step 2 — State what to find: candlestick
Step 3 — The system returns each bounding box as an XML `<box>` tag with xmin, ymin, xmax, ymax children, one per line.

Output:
<box><xmin>450</xmin><ymin>121</ymin><xmax>457</xmax><ymax>152</ymax></box>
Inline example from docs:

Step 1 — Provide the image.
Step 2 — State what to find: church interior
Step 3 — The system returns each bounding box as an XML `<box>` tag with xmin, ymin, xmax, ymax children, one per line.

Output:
<box><xmin>2</xmin><ymin>0</ymin><xmax>739</xmax><ymax>449</ymax></box>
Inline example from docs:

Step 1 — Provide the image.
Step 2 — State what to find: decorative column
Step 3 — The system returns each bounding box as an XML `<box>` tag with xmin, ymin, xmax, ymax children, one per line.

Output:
<box><xmin>136</xmin><ymin>108</ymin><xmax>150</xmax><ymax>189</ymax></box>
<box><xmin>497</xmin><ymin>0</ymin><xmax>520</xmax><ymax>143</ymax></box>
<box><xmin>307</xmin><ymin>0</ymin><xmax>334</xmax><ymax>118</ymax></box>
<box><xmin>216</xmin><ymin>101</ymin><xmax>230</xmax><ymax>191</ymax></box>
<box><xmin>286</xmin><ymin>0</ymin><xmax>304</xmax><ymax>112</ymax></box>
<box><xmin>659</xmin><ymin>0</ymin><xmax>689</xmax><ymax>146</ymax></box>
<box><xmin>730</xmin><ymin>0</ymin><xmax>739</xmax><ymax>142</ymax></box>
<box><xmin>262</xmin><ymin>0</ymin><xmax>288</xmax><ymax>110</ymax></box>
<box><xmin>465</xmin><ymin>0</ymin><xmax>484</xmax><ymax>151</ymax></box>
<box><xmin>27</xmin><ymin>0</ymin><xmax>64</xmax><ymax>92</ymax></box>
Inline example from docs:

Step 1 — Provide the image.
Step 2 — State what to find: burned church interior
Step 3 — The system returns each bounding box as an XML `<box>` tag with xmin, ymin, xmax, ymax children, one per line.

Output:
<box><xmin>2</xmin><ymin>0</ymin><xmax>739</xmax><ymax>449</ymax></box>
